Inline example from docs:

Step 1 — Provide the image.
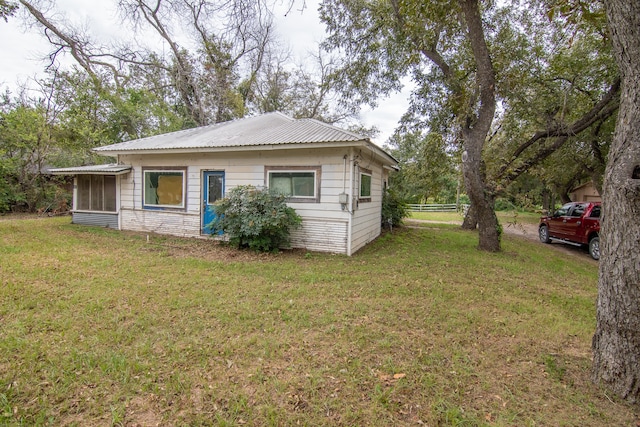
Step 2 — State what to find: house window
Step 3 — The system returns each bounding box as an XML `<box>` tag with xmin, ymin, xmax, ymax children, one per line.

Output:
<box><xmin>266</xmin><ymin>166</ymin><xmax>321</xmax><ymax>202</ymax></box>
<box><xmin>143</xmin><ymin>169</ymin><xmax>186</xmax><ymax>209</ymax></box>
<box><xmin>359</xmin><ymin>169</ymin><xmax>372</xmax><ymax>202</ymax></box>
<box><xmin>76</xmin><ymin>175</ymin><xmax>116</xmax><ymax>212</ymax></box>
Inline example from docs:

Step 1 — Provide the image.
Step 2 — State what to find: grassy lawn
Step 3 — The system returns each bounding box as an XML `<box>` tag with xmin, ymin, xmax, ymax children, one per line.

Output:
<box><xmin>1</xmin><ymin>217</ymin><xmax>637</xmax><ymax>426</ymax></box>
<box><xmin>409</xmin><ymin>210</ymin><xmax>542</xmax><ymax>225</ymax></box>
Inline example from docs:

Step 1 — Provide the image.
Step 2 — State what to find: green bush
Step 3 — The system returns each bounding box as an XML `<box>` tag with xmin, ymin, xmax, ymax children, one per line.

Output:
<box><xmin>208</xmin><ymin>185</ymin><xmax>302</xmax><ymax>253</ymax></box>
<box><xmin>382</xmin><ymin>188</ymin><xmax>409</xmax><ymax>229</ymax></box>
<box><xmin>494</xmin><ymin>197</ymin><xmax>517</xmax><ymax>212</ymax></box>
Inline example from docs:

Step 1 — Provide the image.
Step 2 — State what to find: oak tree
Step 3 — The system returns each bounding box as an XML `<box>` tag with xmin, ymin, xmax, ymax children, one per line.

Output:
<box><xmin>592</xmin><ymin>0</ymin><xmax>640</xmax><ymax>404</ymax></box>
<box><xmin>321</xmin><ymin>0</ymin><xmax>502</xmax><ymax>251</ymax></box>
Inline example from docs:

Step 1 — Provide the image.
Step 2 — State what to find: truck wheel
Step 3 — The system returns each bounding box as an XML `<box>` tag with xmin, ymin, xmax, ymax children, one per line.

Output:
<box><xmin>589</xmin><ymin>236</ymin><xmax>600</xmax><ymax>260</ymax></box>
<box><xmin>539</xmin><ymin>225</ymin><xmax>551</xmax><ymax>243</ymax></box>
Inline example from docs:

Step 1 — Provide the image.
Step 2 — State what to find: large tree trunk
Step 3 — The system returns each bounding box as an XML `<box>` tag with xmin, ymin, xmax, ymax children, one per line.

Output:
<box><xmin>592</xmin><ymin>0</ymin><xmax>640</xmax><ymax>404</ymax></box>
<box><xmin>461</xmin><ymin>135</ymin><xmax>500</xmax><ymax>251</ymax></box>
<box><xmin>462</xmin><ymin>203</ymin><xmax>478</xmax><ymax>230</ymax></box>
<box><xmin>459</xmin><ymin>0</ymin><xmax>500</xmax><ymax>252</ymax></box>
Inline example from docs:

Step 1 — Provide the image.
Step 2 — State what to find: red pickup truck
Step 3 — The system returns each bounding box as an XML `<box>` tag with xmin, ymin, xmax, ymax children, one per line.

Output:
<box><xmin>539</xmin><ymin>201</ymin><xmax>601</xmax><ymax>260</ymax></box>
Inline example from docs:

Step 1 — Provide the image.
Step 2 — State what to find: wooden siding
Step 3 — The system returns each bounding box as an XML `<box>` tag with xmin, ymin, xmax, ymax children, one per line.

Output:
<box><xmin>289</xmin><ymin>217</ymin><xmax>348</xmax><ymax>254</ymax></box>
<box><xmin>117</xmin><ymin>148</ymin><xmax>386</xmax><ymax>254</ymax></box>
<box><xmin>72</xmin><ymin>212</ymin><xmax>119</xmax><ymax>229</ymax></box>
<box><xmin>349</xmin><ymin>163</ymin><xmax>384</xmax><ymax>254</ymax></box>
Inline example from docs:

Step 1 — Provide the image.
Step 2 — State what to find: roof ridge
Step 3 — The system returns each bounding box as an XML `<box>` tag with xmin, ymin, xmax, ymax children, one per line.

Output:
<box><xmin>269</xmin><ymin>111</ymin><xmax>295</xmax><ymax>121</ymax></box>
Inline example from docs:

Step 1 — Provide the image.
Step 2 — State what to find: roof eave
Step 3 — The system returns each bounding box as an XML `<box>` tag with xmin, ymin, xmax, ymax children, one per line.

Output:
<box><xmin>47</xmin><ymin>165</ymin><xmax>132</xmax><ymax>175</ymax></box>
<box><xmin>365</xmin><ymin>141</ymin><xmax>399</xmax><ymax>166</ymax></box>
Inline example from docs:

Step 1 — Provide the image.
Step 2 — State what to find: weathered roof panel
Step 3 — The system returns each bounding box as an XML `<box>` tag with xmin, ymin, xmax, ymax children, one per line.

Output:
<box><xmin>47</xmin><ymin>164</ymin><xmax>132</xmax><ymax>175</ymax></box>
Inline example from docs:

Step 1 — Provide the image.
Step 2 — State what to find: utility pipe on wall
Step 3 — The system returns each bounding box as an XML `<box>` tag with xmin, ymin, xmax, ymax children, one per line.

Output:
<box><xmin>343</xmin><ymin>154</ymin><xmax>348</xmax><ymax>195</ymax></box>
<box><xmin>347</xmin><ymin>148</ymin><xmax>355</xmax><ymax>256</ymax></box>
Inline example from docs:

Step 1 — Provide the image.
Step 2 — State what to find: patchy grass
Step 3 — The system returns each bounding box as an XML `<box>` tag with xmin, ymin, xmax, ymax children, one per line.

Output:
<box><xmin>0</xmin><ymin>217</ymin><xmax>637</xmax><ymax>426</ymax></box>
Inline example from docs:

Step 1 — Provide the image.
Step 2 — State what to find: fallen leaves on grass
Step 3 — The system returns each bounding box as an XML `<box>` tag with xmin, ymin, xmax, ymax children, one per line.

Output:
<box><xmin>377</xmin><ymin>371</ymin><xmax>407</xmax><ymax>385</ymax></box>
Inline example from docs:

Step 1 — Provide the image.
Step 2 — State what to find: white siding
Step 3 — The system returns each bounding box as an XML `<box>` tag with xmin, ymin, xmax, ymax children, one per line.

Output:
<box><xmin>289</xmin><ymin>217</ymin><xmax>348</xmax><ymax>254</ymax></box>
<box><xmin>350</xmin><ymin>162</ymin><xmax>385</xmax><ymax>254</ymax></box>
<box><xmin>117</xmin><ymin>148</ymin><xmax>386</xmax><ymax>254</ymax></box>
<box><xmin>120</xmin><ymin>208</ymin><xmax>201</xmax><ymax>237</ymax></box>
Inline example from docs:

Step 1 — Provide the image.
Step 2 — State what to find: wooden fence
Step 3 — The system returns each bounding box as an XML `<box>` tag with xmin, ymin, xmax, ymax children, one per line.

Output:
<box><xmin>408</xmin><ymin>203</ymin><xmax>461</xmax><ymax>212</ymax></box>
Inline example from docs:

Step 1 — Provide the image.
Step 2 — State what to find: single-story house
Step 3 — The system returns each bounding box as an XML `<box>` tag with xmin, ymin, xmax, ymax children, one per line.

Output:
<box><xmin>49</xmin><ymin>112</ymin><xmax>398</xmax><ymax>255</ymax></box>
<box><xmin>570</xmin><ymin>181</ymin><xmax>601</xmax><ymax>202</ymax></box>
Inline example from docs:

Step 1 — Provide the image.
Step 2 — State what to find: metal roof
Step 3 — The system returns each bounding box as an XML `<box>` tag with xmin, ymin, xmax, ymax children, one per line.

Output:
<box><xmin>253</xmin><ymin>117</ymin><xmax>365</xmax><ymax>144</ymax></box>
<box><xmin>94</xmin><ymin>112</ymin><xmax>373</xmax><ymax>152</ymax></box>
<box><xmin>47</xmin><ymin>164</ymin><xmax>132</xmax><ymax>175</ymax></box>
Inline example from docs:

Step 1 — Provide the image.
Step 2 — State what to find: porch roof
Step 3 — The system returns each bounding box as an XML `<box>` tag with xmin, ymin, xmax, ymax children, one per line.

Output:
<box><xmin>47</xmin><ymin>164</ymin><xmax>132</xmax><ymax>175</ymax></box>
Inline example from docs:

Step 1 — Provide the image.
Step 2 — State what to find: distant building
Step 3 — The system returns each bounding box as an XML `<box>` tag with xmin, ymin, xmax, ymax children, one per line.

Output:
<box><xmin>570</xmin><ymin>181</ymin><xmax>601</xmax><ymax>202</ymax></box>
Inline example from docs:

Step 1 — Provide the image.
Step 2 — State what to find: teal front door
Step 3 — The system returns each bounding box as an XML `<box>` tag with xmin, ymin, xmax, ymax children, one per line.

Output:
<box><xmin>202</xmin><ymin>171</ymin><xmax>225</xmax><ymax>234</ymax></box>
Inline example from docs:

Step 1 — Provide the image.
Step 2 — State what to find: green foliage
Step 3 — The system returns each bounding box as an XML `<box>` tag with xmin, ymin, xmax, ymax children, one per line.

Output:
<box><xmin>0</xmin><ymin>102</ymin><xmax>60</xmax><ymax>212</ymax></box>
<box><xmin>0</xmin><ymin>70</ymin><xmax>190</xmax><ymax>213</ymax></box>
<box><xmin>494</xmin><ymin>198</ymin><xmax>517</xmax><ymax>212</ymax></box>
<box><xmin>321</xmin><ymin>0</ymin><xmax>617</xmax><ymax>214</ymax></box>
<box><xmin>208</xmin><ymin>185</ymin><xmax>302</xmax><ymax>252</ymax></box>
<box><xmin>381</xmin><ymin>188</ymin><xmax>409</xmax><ymax>228</ymax></box>
<box><xmin>54</xmin><ymin>71</ymin><xmax>187</xmax><ymax>149</ymax></box>
<box><xmin>386</xmin><ymin>131</ymin><xmax>459</xmax><ymax>203</ymax></box>
<box><xmin>483</xmin><ymin>0</ymin><xmax>616</xmax><ymax>191</ymax></box>
<box><xmin>0</xmin><ymin>157</ymin><xmax>18</xmax><ymax>212</ymax></box>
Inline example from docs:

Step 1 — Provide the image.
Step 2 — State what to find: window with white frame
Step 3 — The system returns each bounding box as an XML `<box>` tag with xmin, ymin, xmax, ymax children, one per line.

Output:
<box><xmin>77</xmin><ymin>175</ymin><xmax>116</xmax><ymax>212</ymax></box>
<box><xmin>359</xmin><ymin>169</ymin><xmax>372</xmax><ymax>202</ymax></box>
<box><xmin>266</xmin><ymin>166</ymin><xmax>321</xmax><ymax>202</ymax></box>
<box><xmin>143</xmin><ymin>169</ymin><xmax>186</xmax><ymax>209</ymax></box>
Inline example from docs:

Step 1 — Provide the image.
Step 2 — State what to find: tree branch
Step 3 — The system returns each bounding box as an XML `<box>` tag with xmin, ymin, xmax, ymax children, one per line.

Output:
<box><xmin>459</xmin><ymin>0</ymin><xmax>496</xmax><ymax>138</ymax></box>
<box><xmin>496</xmin><ymin>77</ymin><xmax>621</xmax><ymax>182</ymax></box>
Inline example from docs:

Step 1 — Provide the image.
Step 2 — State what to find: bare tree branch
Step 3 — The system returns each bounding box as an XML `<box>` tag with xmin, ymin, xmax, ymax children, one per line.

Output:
<box><xmin>19</xmin><ymin>0</ymin><xmax>128</xmax><ymax>88</ymax></box>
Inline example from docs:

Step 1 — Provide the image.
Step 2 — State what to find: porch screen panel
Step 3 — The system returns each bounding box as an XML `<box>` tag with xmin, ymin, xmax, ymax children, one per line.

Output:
<box><xmin>77</xmin><ymin>175</ymin><xmax>91</xmax><ymax>210</ymax></box>
<box><xmin>76</xmin><ymin>174</ymin><xmax>117</xmax><ymax>212</ymax></box>
<box><xmin>90</xmin><ymin>175</ymin><xmax>104</xmax><ymax>211</ymax></box>
<box><xmin>104</xmin><ymin>176</ymin><xmax>116</xmax><ymax>212</ymax></box>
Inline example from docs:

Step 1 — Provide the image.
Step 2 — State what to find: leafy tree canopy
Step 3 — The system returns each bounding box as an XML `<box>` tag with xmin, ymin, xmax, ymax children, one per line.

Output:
<box><xmin>321</xmin><ymin>0</ymin><xmax>618</xmax><ymax>213</ymax></box>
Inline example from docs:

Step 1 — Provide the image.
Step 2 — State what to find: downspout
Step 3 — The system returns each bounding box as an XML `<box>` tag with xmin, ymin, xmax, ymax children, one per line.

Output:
<box><xmin>117</xmin><ymin>154</ymin><xmax>122</xmax><ymax>231</ymax></box>
<box><xmin>347</xmin><ymin>148</ymin><xmax>355</xmax><ymax>256</ymax></box>
<box><xmin>343</xmin><ymin>154</ymin><xmax>348</xmax><ymax>195</ymax></box>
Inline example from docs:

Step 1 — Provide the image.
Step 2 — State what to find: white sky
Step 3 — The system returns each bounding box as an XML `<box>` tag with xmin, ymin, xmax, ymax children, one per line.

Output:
<box><xmin>0</xmin><ymin>0</ymin><xmax>410</xmax><ymax>146</ymax></box>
